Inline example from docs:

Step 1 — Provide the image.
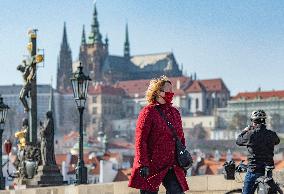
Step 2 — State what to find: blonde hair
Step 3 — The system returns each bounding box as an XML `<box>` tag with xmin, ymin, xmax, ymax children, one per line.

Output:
<box><xmin>145</xmin><ymin>75</ymin><xmax>171</xmax><ymax>104</ymax></box>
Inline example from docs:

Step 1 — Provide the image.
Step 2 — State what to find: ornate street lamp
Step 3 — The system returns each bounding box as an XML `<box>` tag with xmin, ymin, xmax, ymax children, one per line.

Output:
<box><xmin>0</xmin><ymin>95</ymin><xmax>9</xmax><ymax>189</ymax></box>
<box><xmin>71</xmin><ymin>62</ymin><xmax>91</xmax><ymax>184</ymax></box>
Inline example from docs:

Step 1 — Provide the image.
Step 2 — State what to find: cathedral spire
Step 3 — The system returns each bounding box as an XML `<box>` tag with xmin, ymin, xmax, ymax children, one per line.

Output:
<box><xmin>89</xmin><ymin>3</ymin><xmax>102</xmax><ymax>44</ymax></box>
<box><xmin>124</xmin><ymin>23</ymin><xmax>130</xmax><ymax>58</ymax></box>
<box><xmin>57</xmin><ymin>22</ymin><xmax>73</xmax><ymax>91</ymax></box>
<box><xmin>81</xmin><ymin>25</ymin><xmax>86</xmax><ymax>45</ymax></box>
<box><xmin>62</xmin><ymin>22</ymin><xmax>68</xmax><ymax>48</ymax></box>
<box><xmin>105</xmin><ymin>34</ymin><xmax>109</xmax><ymax>47</ymax></box>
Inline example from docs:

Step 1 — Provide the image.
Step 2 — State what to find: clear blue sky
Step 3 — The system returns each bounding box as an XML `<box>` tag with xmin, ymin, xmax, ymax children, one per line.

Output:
<box><xmin>0</xmin><ymin>0</ymin><xmax>284</xmax><ymax>95</ymax></box>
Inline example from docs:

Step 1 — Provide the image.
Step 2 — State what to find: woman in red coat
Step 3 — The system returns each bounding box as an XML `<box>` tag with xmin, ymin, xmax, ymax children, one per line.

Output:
<box><xmin>129</xmin><ymin>76</ymin><xmax>189</xmax><ymax>194</ymax></box>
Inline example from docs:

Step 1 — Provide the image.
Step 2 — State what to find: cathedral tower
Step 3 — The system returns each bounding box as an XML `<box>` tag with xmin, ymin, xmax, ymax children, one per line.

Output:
<box><xmin>56</xmin><ymin>22</ymin><xmax>73</xmax><ymax>91</ymax></box>
<box><xmin>79</xmin><ymin>3</ymin><xmax>108</xmax><ymax>82</ymax></box>
<box><xmin>124</xmin><ymin>23</ymin><xmax>130</xmax><ymax>59</ymax></box>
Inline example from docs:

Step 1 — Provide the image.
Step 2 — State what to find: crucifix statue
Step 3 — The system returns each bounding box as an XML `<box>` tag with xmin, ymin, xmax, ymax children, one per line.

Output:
<box><xmin>17</xmin><ymin>29</ymin><xmax>43</xmax><ymax>145</ymax></box>
<box><xmin>17</xmin><ymin>58</ymin><xmax>36</xmax><ymax>112</ymax></box>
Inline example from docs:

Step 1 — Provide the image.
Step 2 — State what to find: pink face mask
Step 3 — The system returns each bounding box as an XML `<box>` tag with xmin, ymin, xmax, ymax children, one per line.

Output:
<box><xmin>162</xmin><ymin>92</ymin><xmax>174</xmax><ymax>103</ymax></box>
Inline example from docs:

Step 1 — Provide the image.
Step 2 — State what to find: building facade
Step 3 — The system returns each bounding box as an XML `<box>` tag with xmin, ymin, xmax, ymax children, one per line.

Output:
<box><xmin>116</xmin><ymin>76</ymin><xmax>230</xmax><ymax>117</ymax></box>
<box><xmin>0</xmin><ymin>85</ymin><xmax>61</xmax><ymax>138</ymax></box>
<box><xmin>86</xmin><ymin>83</ymin><xmax>126</xmax><ymax>137</ymax></box>
<box><xmin>215</xmin><ymin>90</ymin><xmax>284</xmax><ymax>139</ymax></box>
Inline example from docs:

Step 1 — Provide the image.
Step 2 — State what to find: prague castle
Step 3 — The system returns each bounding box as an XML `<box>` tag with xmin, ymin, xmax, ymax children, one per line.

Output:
<box><xmin>56</xmin><ymin>4</ymin><xmax>182</xmax><ymax>91</ymax></box>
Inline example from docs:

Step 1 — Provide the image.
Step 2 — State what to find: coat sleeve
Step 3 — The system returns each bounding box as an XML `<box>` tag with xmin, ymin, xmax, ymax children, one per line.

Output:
<box><xmin>236</xmin><ymin>130</ymin><xmax>252</xmax><ymax>146</ymax></box>
<box><xmin>135</xmin><ymin>107</ymin><xmax>153</xmax><ymax>167</ymax></box>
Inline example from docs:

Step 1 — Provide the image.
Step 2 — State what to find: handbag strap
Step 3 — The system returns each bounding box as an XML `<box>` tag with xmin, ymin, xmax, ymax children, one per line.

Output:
<box><xmin>155</xmin><ymin>105</ymin><xmax>179</xmax><ymax>140</ymax></box>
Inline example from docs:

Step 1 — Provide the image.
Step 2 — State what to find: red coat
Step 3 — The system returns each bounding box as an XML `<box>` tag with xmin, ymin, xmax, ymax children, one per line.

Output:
<box><xmin>128</xmin><ymin>103</ymin><xmax>189</xmax><ymax>192</ymax></box>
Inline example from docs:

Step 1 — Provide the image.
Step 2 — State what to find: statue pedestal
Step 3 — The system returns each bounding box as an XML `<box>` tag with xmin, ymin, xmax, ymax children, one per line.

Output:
<box><xmin>16</xmin><ymin>165</ymin><xmax>66</xmax><ymax>187</ymax></box>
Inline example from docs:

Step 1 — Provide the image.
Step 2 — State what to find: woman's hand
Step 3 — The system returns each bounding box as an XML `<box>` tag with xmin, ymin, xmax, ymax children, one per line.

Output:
<box><xmin>139</xmin><ymin>166</ymin><xmax>149</xmax><ymax>178</ymax></box>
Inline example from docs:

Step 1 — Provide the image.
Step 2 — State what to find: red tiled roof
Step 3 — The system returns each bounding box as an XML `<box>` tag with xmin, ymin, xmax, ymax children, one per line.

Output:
<box><xmin>109</xmin><ymin>138</ymin><xmax>135</xmax><ymax>149</ymax></box>
<box><xmin>70</xmin><ymin>153</ymin><xmax>92</xmax><ymax>165</ymax></box>
<box><xmin>88</xmin><ymin>84</ymin><xmax>126</xmax><ymax>96</ymax></box>
<box><xmin>185</xmin><ymin>81</ymin><xmax>205</xmax><ymax>93</ymax></box>
<box><xmin>89</xmin><ymin>155</ymin><xmax>100</xmax><ymax>175</ymax></box>
<box><xmin>57</xmin><ymin>87</ymin><xmax>74</xmax><ymax>94</ymax></box>
<box><xmin>199</xmin><ymin>79</ymin><xmax>229</xmax><ymax>92</ymax></box>
<box><xmin>113</xmin><ymin>168</ymin><xmax>132</xmax><ymax>182</ymax></box>
<box><xmin>275</xmin><ymin>160</ymin><xmax>284</xmax><ymax>171</ymax></box>
<box><xmin>67</xmin><ymin>153</ymin><xmax>101</xmax><ymax>175</ymax></box>
<box><xmin>184</xmin><ymin>78</ymin><xmax>229</xmax><ymax>93</ymax></box>
<box><xmin>197</xmin><ymin>153</ymin><xmax>247</xmax><ymax>175</ymax></box>
<box><xmin>63</xmin><ymin>131</ymin><xmax>79</xmax><ymax>142</ymax></box>
<box><xmin>55</xmin><ymin>154</ymin><xmax>67</xmax><ymax>166</ymax></box>
<box><xmin>233</xmin><ymin>90</ymin><xmax>284</xmax><ymax>100</ymax></box>
<box><xmin>116</xmin><ymin>76</ymin><xmax>190</xmax><ymax>97</ymax></box>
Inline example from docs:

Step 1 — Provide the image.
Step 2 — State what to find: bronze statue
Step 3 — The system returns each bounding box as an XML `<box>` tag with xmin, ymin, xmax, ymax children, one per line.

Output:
<box><xmin>17</xmin><ymin>58</ymin><xmax>36</xmax><ymax>112</ymax></box>
<box><xmin>14</xmin><ymin>118</ymin><xmax>29</xmax><ymax>177</ymax></box>
<box><xmin>15</xmin><ymin>118</ymin><xmax>29</xmax><ymax>151</ymax></box>
<box><xmin>39</xmin><ymin>111</ymin><xmax>56</xmax><ymax>166</ymax></box>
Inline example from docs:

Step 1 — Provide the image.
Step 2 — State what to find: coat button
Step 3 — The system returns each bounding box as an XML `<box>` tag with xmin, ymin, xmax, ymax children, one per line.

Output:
<box><xmin>171</xmin><ymin>150</ymin><xmax>174</xmax><ymax>154</ymax></box>
<box><xmin>173</xmin><ymin>138</ymin><xmax>176</xmax><ymax>141</ymax></box>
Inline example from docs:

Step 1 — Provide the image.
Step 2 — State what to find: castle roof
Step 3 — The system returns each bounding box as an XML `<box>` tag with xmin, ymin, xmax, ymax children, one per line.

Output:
<box><xmin>116</xmin><ymin>77</ymin><xmax>229</xmax><ymax>98</ymax></box>
<box><xmin>185</xmin><ymin>81</ymin><xmax>206</xmax><ymax>93</ymax></box>
<box><xmin>199</xmin><ymin>79</ymin><xmax>229</xmax><ymax>92</ymax></box>
<box><xmin>233</xmin><ymin>90</ymin><xmax>284</xmax><ymax>100</ymax></box>
<box><xmin>88</xmin><ymin>83</ymin><xmax>126</xmax><ymax>96</ymax></box>
<box><xmin>116</xmin><ymin>76</ymin><xmax>190</xmax><ymax>98</ymax></box>
<box><xmin>103</xmin><ymin>55</ymin><xmax>139</xmax><ymax>72</ymax></box>
<box><xmin>184</xmin><ymin>79</ymin><xmax>229</xmax><ymax>93</ymax></box>
<box><xmin>130</xmin><ymin>52</ymin><xmax>176</xmax><ymax>71</ymax></box>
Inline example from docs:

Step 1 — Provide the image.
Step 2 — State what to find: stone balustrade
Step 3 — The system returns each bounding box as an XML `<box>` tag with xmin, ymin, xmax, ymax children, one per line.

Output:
<box><xmin>0</xmin><ymin>174</ymin><xmax>283</xmax><ymax>194</ymax></box>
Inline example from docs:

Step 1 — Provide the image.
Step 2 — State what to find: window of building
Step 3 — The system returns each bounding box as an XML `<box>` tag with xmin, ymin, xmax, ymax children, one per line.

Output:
<box><xmin>196</xmin><ymin>98</ymin><xmax>199</xmax><ymax>110</ymax></box>
<box><xmin>188</xmin><ymin>99</ymin><xmax>191</xmax><ymax>111</ymax></box>
<box><xmin>93</xmin><ymin>96</ymin><xmax>97</xmax><ymax>103</ymax></box>
<box><xmin>206</xmin><ymin>98</ymin><xmax>210</xmax><ymax>109</ymax></box>
<box><xmin>92</xmin><ymin>118</ymin><xmax>96</xmax><ymax>123</ymax></box>
<box><xmin>92</xmin><ymin>107</ymin><xmax>97</xmax><ymax>114</ymax></box>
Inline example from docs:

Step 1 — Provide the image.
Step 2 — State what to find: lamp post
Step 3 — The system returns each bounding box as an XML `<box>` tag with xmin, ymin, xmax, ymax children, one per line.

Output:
<box><xmin>71</xmin><ymin>62</ymin><xmax>91</xmax><ymax>184</ymax></box>
<box><xmin>0</xmin><ymin>95</ymin><xmax>9</xmax><ymax>189</ymax></box>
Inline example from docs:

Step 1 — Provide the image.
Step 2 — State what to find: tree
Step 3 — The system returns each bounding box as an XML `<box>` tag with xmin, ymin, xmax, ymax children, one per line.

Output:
<box><xmin>67</xmin><ymin>106</ymin><xmax>91</xmax><ymax>133</ymax></box>
<box><xmin>270</xmin><ymin>113</ymin><xmax>281</xmax><ymax>132</ymax></box>
<box><xmin>228</xmin><ymin>113</ymin><xmax>247</xmax><ymax>131</ymax></box>
<box><xmin>192</xmin><ymin>123</ymin><xmax>207</xmax><ymax>140</ymax></box>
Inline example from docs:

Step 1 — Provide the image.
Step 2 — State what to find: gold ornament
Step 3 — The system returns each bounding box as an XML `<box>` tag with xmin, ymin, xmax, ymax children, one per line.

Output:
<box><xmin>35</xmin><ymin>54</ymin><xmax>44</xmax><ymax>63</ymax></box>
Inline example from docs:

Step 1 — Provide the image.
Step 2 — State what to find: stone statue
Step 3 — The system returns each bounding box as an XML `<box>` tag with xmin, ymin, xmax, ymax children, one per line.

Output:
<box><xmin>39</xmin><ymin>111</ymin><xmax>56</xmax><ymax>166</ymax></box>
<box><xmin>17</xmin><ymin>58</ymin><xmax>36</xmax><ymax>112</ymax></box>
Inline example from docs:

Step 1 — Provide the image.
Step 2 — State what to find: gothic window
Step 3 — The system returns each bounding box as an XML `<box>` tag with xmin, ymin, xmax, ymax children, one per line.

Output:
<box><xmin>188</xmin><ymin>99</ymin><xmax>191</xmax><ymax>111</ymax></box>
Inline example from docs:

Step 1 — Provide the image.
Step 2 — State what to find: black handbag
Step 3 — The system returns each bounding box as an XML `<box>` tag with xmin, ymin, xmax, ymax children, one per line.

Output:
<box><xmin>155</xmin><ymin>106</ymin><xmax>193</xmax><ymax>168</ymax></box>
